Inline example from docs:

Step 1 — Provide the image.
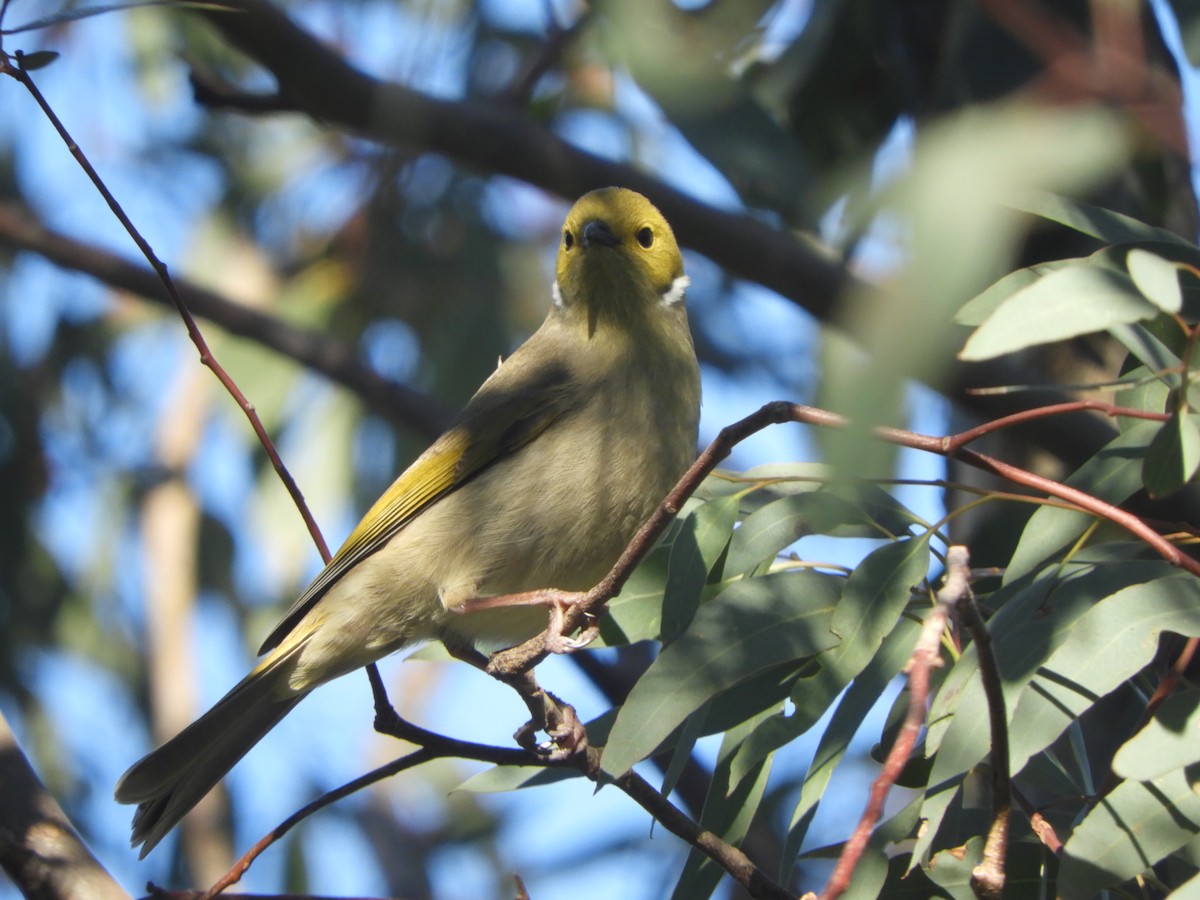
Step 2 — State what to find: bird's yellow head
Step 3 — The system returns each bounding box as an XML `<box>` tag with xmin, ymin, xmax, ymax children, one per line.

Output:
<box><xmin>554</xmin><ymin>188</ymin><xmax>687</xmax><ymax>330</ymax></box>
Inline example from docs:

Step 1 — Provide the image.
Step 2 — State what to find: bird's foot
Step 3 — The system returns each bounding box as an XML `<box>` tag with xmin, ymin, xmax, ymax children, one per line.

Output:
<box><xmin>454</xmin><ymin>588</ymin><xmax>601</xmax><ymax>655</ymax></box>
<box><xmin>514</xmin><ymin>688</ymin><xmax>588</xmax><ymax>763</ymax></box>
<box><xmin>544</xmin><ymin>602</ymin><xmax>601</xmax><ymax>654</ymax></box>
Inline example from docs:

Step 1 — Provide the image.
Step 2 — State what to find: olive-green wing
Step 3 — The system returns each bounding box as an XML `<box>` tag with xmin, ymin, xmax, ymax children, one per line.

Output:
<box><xmin>258</xmin><ymin>358</ymin><xmax>579</xmax><ymax>654</ymax></box>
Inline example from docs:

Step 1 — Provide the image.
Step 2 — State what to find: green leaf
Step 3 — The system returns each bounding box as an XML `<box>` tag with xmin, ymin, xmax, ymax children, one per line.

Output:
<box><xmin>16</xmin><ymin>50</ymin><xmax>60</xmax><ymax>70</ymax></box>
<box><xmin>1008</xmin><ymin>575</ymin><xmax>1200</xmax><ymax>775</ymax></box>
<box><xmin>453</xmin><ymin>766</ymin><xmax>581</xmax><ymax>793</ymax></box>
<box><xmin>602</xmin><ymin>534</ymin><xmax>675</xmax><ymax>645</ymax></box>
<box><xmin>728</xmin><ymin>534</ymin><xmax>932</xmax><ymax>787</ymax></box>
<box><xmin>1113</xmin><ymin>687</ymin><xmax>1200</xmax><ymax>781</ymax></box>
<box><xmin>1010</xmin><ymin>191</ymin><xmax>1190</xmax><ymax>246</ymax></box>
<box><xmin>1143</xmin><ymin>411</ymin><xmax>1200</xmax><ymax>497</ymax></box>
<box><xmin>661</xmin><ymin>494</ymin><xmax>740</xmax><ymax>642</ymax></box>
<box><xmin>1128</xmin><ymin>248</ymin><xmax>1184</xmax><ymax>313</ymax></box>
<box><xmin>960</xmin><ymin>264</ymin><xmax>1158</xmax><ymax>361</ymax></box>
<box><xmin>1168</xmin><ymin>869</ymin><xmax>1200</xmax><ymax>898</ymax></box>
<box><xmin>1005</xmin><ymin>420</ymin><xmax>1159</xmax><ymax>583</ymax></box>
<box><xmin>724</xmin><ymin>489</ymin><xmax>906</xmax><ymax>577</ymax></box>
<box><xmin>913</xmin><ymin>559</ymin><xmax>1179</xmax><ymax>867</ymax></box>
<box><xmin>600</xmin><ymin>570</ymin><xmax>841</xmax><ymax>780</ymax></box>
<box><xmin>670</xmin><ymin>709</ymin><xmax>775</xmax><ymax>900</ymax></box>
<box><xmin>782</xmin><ymin>617</ymin><xmax>922</xmax><ymax>866</ymax></box>
<box><xmin>954</xmin><ymin>259</ymin><xmax>1072</xmax><ymax>326</ymax></box>
<box><xmin>1110</xmin><ymin>323</ymin><xmax>1182</xmax><ymax>383</ymax></box>
<box><xmin>1058</xmin><ymin>766</ymin><xmax>1200</xmax><ymax>899</ymax></box>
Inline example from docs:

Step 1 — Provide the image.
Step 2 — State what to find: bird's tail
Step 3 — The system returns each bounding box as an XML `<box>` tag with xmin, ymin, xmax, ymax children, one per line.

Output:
<box><xmin>114</xmin><ymin>649</ymin><xmax>305</xmax><ymax>857</ymax></box>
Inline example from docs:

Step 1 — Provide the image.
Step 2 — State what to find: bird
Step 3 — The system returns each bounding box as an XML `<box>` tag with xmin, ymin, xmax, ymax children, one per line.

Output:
<box><xmin>114</xmin><ymin>186</ymin><xmax>702</xmax><ymax>856</ymax></box>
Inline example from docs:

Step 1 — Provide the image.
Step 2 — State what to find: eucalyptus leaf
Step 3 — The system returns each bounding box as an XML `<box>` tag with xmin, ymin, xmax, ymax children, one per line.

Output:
<box><xmin>913</xmin><ymin>559</ymin><xmax>1179</xmax><ymax>867</ymax></box>
<box><xmin>954</xmin><ymin>259</ymin><xmax>1071</xmax><ymax>326</ymax></box>
<box><xmin>1143</xmin><ymin>411</ymin><xmax>1200</xmax><ymax>497</ymax></box>
<box><xmin>728</xmin><ymin>534</ymin><xmax>932</xmax><ymax>787</ymax></box>
<box><xmin>1011</xmin><ymin>191</ymin><xmax>1190</xmax><ymax>246</ymax></box>
<box><xmin>1112</xmin><ymin>687</ymin><xmax>1200</xmax><ymax>781</ymax></box>
<box><xmin>453</xmin><ymin>765</ymin><xmax>581</xmax><ymax>793</ymax></box>
<box><xmin>1008</xmin><ymin>575</ymin><xmax>1200</xmax><ymax>775</ymax></box>
<box><xmin>601</xmin><ymin>570</ymin><xmax>841</xmax><ymax>779</ymax></box>
<box><xmin>960</xmin><ymin>264</ymin><xmax>1158</xmax><ymax>361</ymax></box>
<box><xmin>1110</xmin><ymin>323</ymin><xmax>1182</xmax><ymax>384</ymax></box>
<box><xmin>1059</xmin><ymin>766</ymin><xmax>1200</xmax><ymax>899</ymax></box>
<box><xmin>1128</xmin><ymin>248</ymin><xmax>1184</xmax><ymax>313</ymax></box>
<box><xmin>661</xmin><ymin>494</ymin><xmax>740</xmax><ymax>642</ymax></box>
<box><xmin>1005</xmin><ymin>420</ymin><xmax>1159</xmax><ymax>583</ymax></box>
<box><xmin>782</xmin><ymin>618</ymin><xmax>922</xmax><ymax>866</ymax></box>
<box><xmin>670</xmin><ymin>709</ymin><xmax>776</xmax><ymax>900</ymax></box>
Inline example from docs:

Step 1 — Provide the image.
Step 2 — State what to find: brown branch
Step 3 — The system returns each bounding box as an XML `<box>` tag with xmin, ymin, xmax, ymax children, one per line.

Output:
<box><xmin>2</xmin><ymin>52</ymin><xmax>332</xmax><ymax>563</ymax></box>
<box><xmin>977</xmin><ymin>0</ymin><xmax>1188</xmax><ymax>156</ymax></box>
<box><xmin>486</xmin><ymin>401</ymin><xmax>802</xmax><ymax>678</ymax></box>
<box><xmin>0</xmin><ymin>203</ymin><xmax>449</xmax><ymax>440</ymax></box>
<box><xmin>1012</xmin><ymin>784</ymin><xmax>1063</xmax><ymax>855</ymax></box>
<box><xmin>0</xmin><ymin>709</ymin><xmax>131</xmax><ymax>900</ymax></box>
<box><xmin>194</xmin><ymin>748</ymin><xmax>430</xmax><ymax>898</ymax></box>
<box><xmin>490</xmin><ymin>399</ymin><xmax>1199</xmax><ymax>683</ymax></box>
<box><xmin>820</xmin><ymin>547</ymin><xmax>972</xmax><ymax>900</ymax></box>
<box><xmin>198</xmin><ymin>674</ymin><xmax>796</xmax><ymax>900</ymax></box>
<box><xmin>959</xmin><ymin>583</ymin><xmax>1010</xmax><ymax>899</ymax></box>
<box><xmin>614</xmin><ymin>770</ymin><xmax>795</xmax><ymax>900</ymax></box>
<box><xmin>189</xmin><ymin>0</ymin><xmax>1123</xmax><ymax>470</ymax></box>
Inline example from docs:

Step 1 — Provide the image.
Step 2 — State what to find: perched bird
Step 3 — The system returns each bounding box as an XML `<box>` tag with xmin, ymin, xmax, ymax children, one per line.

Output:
<box><xmin>115</xmin><ymin>187</ymin><xmax>702</xmax><ymax>856</ymax></box>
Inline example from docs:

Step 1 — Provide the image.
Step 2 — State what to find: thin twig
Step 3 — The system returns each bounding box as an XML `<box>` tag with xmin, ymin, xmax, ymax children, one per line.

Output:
<box><xmin>487</xmin><ymin>401</ymin><xmax>802</xmax><ymax>677</ymax></box>
<box><xmin>820</xmin><ymin>547</ymin><xmax>971</xmax><ymax>900</ymax></box>
<box><xmin>1</xmin><ymin>53</ymin><xmax>332</xmax><ymax>563</ymax></box>
<box><xmin>0</xmin><ymin>202</ymin><xmax>449</xmax><ymax>439</ymax></box>
<box><xmin>959</xmin><ymin>583</ymin><xmax>1010</xmax><ymax>899</ymax></box>
<box><xmin>490</xmin><ymin>400</ymin><xmax>1200</xmax><ymax>681</ymax></box>
<box><xmin>1012</xmin><ymin>784</ymin><xmax>1064</xmax><ymax>855</ymax></box>
<box><xmin>614</xmin><ymin>769</ymin><xmax>796</xmax><ymax>900</ymax></box>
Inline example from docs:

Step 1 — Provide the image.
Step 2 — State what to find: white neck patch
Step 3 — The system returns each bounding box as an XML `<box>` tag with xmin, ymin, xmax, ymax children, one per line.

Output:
<box><xmin>551</xmin><ymin>279</ymin><xmax>564</xmax><ymax>308</ymax></box>
<box><xmin>661</xmin><ymin>274</ymin><xmax>690</xmax><ymax>307</ymax></box>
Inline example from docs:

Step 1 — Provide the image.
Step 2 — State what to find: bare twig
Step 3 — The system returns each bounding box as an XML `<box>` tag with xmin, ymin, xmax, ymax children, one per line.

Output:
<box><xmin>958</xmin><ymin>582</ymin><xmax>1010</xmax><ymax>899</ymax></box>
<box><xmin>0</xmin><ymin>52</ymin><xmax>332</xmax><ymax>562</ymax></box>
<box><xmin>488</xmin><ymin>399</ymin><xmax>1200</xmax><ymax>683</ymax></box>
<box><xmin>820</xmin><ymin>546</ymin><xmax>971</xmax><ymax>900</ymax></box>
<box><xmin>0</xmin><ymin>202</ymin><xmax>449</xmax><ymax>440</ymax></box>
<box><xmin>486</xmin><ymin>401</ymin><xmax>803</xmax><ymax>676</ymax></box>
<box><xmin>1012</xmin><ymin>784</ymin><xmax>1063</xmax><ymax>855</ymax></box>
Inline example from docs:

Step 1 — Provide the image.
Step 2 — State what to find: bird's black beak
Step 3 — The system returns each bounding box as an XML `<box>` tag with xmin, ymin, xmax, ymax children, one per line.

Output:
<box><xmin>581</xmin><ymin>219</ymin><xmax>620</xmax><ymax>249</ymax></box>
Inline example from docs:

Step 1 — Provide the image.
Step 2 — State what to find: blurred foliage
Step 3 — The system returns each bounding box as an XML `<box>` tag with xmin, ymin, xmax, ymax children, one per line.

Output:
<box><xmin>3</xmin><ymin>0</ymin><xmax>1200</xmax><ymax>898</ymax></box>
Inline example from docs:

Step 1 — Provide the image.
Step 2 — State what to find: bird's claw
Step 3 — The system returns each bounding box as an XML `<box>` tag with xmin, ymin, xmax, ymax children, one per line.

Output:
<box><xmin>545</xmin><ymin>604</ymin><xmax>601</xmax><ymax>654</ymax></box>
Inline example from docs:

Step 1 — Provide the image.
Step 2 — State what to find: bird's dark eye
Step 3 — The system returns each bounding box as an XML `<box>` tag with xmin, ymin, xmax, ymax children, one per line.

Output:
<box><xmin>636</xmin><ymin>226</ymin><xmax>654</xmax><ymax>249</ymax></box>
<box><xmin>563</xmin><ymin>230</ymin><xmax>574</xmax><ymax>250</ymax></box>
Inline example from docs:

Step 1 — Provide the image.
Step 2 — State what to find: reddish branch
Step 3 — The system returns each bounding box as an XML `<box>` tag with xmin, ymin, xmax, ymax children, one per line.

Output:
<box><xmin>978</xmin><ymin>0</ymin><xmax>1188</xmax><ymax>156</ymax></box>
<box><xmin>959</xmin><ymin>586</ymin><xmax>1010</xmax><ymax>899</ymax></box>
<box><xmin>819</xmin><ymin>547</ymin><xmax>971</xmax><ymax>900</ymax></box>
<box><xmin>1</xmin><ymin>54</ymin><xmax>333</xmax><ymax>564</ymax></box>
<box><xmin>491</xmin><ymin>400</ymin><xmax>1200</xmax><ymax>682</ymax></box>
